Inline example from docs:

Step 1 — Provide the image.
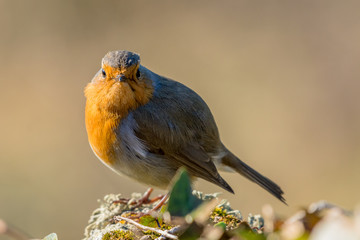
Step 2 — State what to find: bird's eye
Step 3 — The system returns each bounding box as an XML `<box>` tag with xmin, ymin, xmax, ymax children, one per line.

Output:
<box><xmin>136</xmin><ymin>69</ymin><xmax>140</xmax><ymax>79</ymax></box>
<box><xmin>101</xmin><ymin>69</ymin><xmax>106</xmax><ymax>78</ymax></box>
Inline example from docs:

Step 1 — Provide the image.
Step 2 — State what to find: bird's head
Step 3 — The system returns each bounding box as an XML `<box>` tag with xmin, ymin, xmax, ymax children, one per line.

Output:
<box><xmin>85</xmin><ymin>50</ymin><xmax>153</xmax><ymax>114</ymax></box>
<box><xmin>101</xmin><ymin>50</ymin><xmax>141</xmax><ymax>83</ymax></box>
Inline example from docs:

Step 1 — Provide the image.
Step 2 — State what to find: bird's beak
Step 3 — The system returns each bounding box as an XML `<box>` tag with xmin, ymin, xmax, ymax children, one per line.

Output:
<box><xmin>118</xmin><ymin>75</ymin><xmax>126</xmax><ymax>82</ymax></box>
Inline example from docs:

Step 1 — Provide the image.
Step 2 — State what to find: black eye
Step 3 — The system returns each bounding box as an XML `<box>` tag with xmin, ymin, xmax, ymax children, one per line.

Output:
<box><xmin>136</xmin><ymin>69</ymin><xmax>140</xmax><ymax>78</ymax></box>
<box><xmin>101</xmin><ymin>69</ymin><xmax>106</xmax><ymax>78</ymax></box>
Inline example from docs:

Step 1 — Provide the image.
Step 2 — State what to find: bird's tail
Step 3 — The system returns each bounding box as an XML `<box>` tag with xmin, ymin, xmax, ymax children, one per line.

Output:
<box><xmin>221</xmin><ymin>151</ymin><xmax>286</xmax><ymax>204</ymax></box>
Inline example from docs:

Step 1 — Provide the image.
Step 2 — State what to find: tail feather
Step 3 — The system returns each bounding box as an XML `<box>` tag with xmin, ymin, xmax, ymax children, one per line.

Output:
<box><xmin>222</xmin><ymin>152</ymin><xmax>286</xmax><ymax>204</ymax></box>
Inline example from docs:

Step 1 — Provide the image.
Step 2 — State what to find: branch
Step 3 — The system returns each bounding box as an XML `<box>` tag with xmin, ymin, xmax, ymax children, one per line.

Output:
<box><xmin>114</xmin><ymin>216</ymin><xmax>178</xmax><ymax>240</ymax></box>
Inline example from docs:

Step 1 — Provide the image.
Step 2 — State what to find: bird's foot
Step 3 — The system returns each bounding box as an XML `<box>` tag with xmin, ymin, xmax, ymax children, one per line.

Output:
<box><xmin>112</xmin><ymin>188</ymin><xmax>166</xmax><ymax>210</ymax></box>
<box><xmin>117</xmin><ymin>195</ymin><xmax>168</xmax><ymax>221</ymax></box>
<box><xmin>113</xmin><ymin>193</ymin><xmax>169</xmax><ymax>225</ymax></box>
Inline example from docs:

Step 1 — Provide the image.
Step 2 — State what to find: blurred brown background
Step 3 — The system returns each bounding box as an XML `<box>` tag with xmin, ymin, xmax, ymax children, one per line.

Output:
<box><xmin>0</xmin><ymin>0</ymin><xmax>359</xmax><ymax>239</ymax></box>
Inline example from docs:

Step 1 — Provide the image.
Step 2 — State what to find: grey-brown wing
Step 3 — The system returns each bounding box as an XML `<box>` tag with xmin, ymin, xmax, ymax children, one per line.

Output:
<box><xmin>131</xmin><ymin>77</ymin><xmax>233</xmax><ymax>193</ymax></box>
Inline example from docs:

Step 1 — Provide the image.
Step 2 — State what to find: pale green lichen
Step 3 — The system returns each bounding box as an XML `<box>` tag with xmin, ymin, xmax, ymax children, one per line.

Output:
<box><xmin>83</xmin><ymin>193</ymin><xmax>147</xmax><ymax>240</ymax></box>
<box><xmin>248</xmin><ymin>213</ymin><xmax>265</xmax><ymax>231</ymax></box>
<box><xmin>83</xmin><ymin>191</ymin><xmax>261</xmax><ymax>240</ymax></box>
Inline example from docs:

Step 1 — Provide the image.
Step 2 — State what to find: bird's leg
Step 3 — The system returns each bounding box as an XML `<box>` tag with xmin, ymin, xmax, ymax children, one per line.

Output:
<box><xmin>112</xmin><ymin>188</ymin><xmax>154</xmax><ymax>205</ymax></box>
<box><xmin>113</xmin><ymin>188</ymin><xmax>165</xmax><ymax>209</ymax></box>
<box><xmin>130</xmin><ymin>188</ymin><xmax>168</xmax><ymax>210</ymax></box>
<box><xmin>113</xmin><ymin>192</ymin><xmax>169</xmax><ymax>223</ymax></box>
<box><xmin>129</xmin><ymin>188</ymin><xmax>154</xmax><ymax>208</ymax></box>
<box><xmin>125</xmin><ymin>193</ymin><xmax>169</xmax><ymax>220</ymax></box>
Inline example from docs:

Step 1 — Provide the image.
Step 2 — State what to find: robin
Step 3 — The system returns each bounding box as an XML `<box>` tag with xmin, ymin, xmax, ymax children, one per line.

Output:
<box><xmin>84</xmin><ymin>50</ymin><xmax>285</xmax><ymax>205</ymax></box>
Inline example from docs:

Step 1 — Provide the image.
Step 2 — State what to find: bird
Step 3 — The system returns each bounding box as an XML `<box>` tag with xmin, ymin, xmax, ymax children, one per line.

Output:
<box><xmin>84</xmin><ymin>50</ymin><xmax>286</xmax><ymax>204</ymax></box>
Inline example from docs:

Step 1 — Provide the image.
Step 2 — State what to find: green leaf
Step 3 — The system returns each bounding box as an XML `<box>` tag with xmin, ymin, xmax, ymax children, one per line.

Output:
<box><xmin>167</xmin><ymin>168</ymin><xmax>203</xmax><ymax>217</ymax></box>
<box><xmin>139</xmin><ymin>215</ymin><xmax>159</xmax><ymax>228</ymax></box>
<box><xmin>179</xmin><ymin>197</ymin><xmax>220</xmax><ymax>239</ymax></box>
<box><xmin>42</xmin><ymin>233</ymin><xmax>58</xmax><ymax>240</ymax></box>
<box><xmin>239</xmin><ymin>231</ymin><xmax>266</xmax><ymax>240</ymax></box>
<box><xmin>296</xmin><ymin>233</ymin><xmax>310</xmax><ymax>240</ymax></box>
<box><xmin>230</xmin><ymin>222</ymin><xmax>266</xmax><ymax>240</ymax></box>
<box><xmin>178</xmin><ymin>222</ymin><xmax>204</xmax><ymax>240</ymax></box>
<box><xmin>214</xmin><ymin>221</ymin><xmax>227</xmax><ymax>230</ymax></box>
<box><xmin>190</xmin><ymin>198</ymin><xmax>220</xmax><ymax>224</ymax></box>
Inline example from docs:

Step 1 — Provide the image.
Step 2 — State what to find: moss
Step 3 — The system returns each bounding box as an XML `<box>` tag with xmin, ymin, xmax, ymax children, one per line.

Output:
<box><xmin>102</xmin><ymin>230</ymin><xmax>134</xmax><ymax>240</ymax></box>
<box><xmin>141</xmin><ymin>221</ymin><xmax>175</xmax><ymax>239</ymax></box>
<box><xmin>210</xmin><ymin>206</ymin><xmax>242</xmax><ymax>230</ymax></box>
<box><xmin>142</xmin><ymin>230</ymin><xmax>160</xmax><ymax>239</ymax></box>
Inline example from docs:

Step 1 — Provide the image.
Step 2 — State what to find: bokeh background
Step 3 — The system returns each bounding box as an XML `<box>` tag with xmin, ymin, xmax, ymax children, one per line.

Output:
<box><xmin>0</xmin><ymin>0</ymin><xmax>359</xmax><ymax>239</ymax></box>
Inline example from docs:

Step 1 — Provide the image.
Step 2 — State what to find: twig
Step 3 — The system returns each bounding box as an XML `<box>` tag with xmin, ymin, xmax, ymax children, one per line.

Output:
<box><xmin>114</xmin><ymin>216</ymin><xmax>178</xmax><ymax>240</ymax></box>
<box><xmin>155</xmin><ymin>226</ymin><xmax>183</xmax><ymax>240</ymax></box>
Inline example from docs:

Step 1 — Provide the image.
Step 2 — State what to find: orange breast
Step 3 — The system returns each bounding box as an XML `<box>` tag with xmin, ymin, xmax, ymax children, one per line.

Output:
<box><xmin>84</xmin><ymin>79</ymin><xmax>125</xmax><ymax>165</ymax></box>
<box><xmin>85</xmin><ymin>106</ymin><xmax>120</xmax><ymax>164</ymax></box>
<box><xmin>84</xmin><ymin>76</ymin><xmax>153</xmax><ymax>165</ymax></box>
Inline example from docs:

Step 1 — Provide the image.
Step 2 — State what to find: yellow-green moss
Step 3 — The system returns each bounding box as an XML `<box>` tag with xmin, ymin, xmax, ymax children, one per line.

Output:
<box><xmin>142</xmin><ymin>230</ymin><xmax>160</xmax><ymax>239</ymax></box>
<box><xmin>210</xmin><ymin>206</ymin><xmax>242</xmax><ymax>229</ymax></box>
<box><xmin>102</xmin><ymin>230</ymin><xmax>134</xmax><ymax>240</ymax></box>
<box><xmin>141</xmin><ymin>221</ymin><xmax>175</xmax><ymax>239</ymax></box>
